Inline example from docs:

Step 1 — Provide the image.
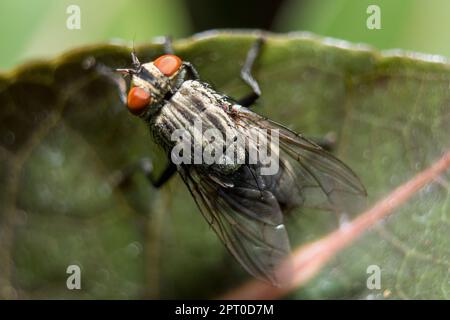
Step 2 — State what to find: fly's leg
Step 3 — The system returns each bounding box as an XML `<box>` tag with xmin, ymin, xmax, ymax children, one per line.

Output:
<box><xmin>84</xmin><ymin>58</ymin><xmax>128</xmax><ymax>105</ymax></box>
<box><xmin>311</xmin><ymin>132</ymin><xmax>337</xmax><ymax>152</ymax></box>
<box><xmin>162</xmin><ymin>36</ymin><xmax>175</xmax><ymax>54</ymax></box>
<box><xmin>152</xmin><ymin>162</ymin><xmax>177</xmax><ymax>188</ymax></box>
<box><xmin>311</xmin><ymin>132</ymin><xmax>344</xmax><ymax>224</ymax></box>
<box><xmin>162</xmin><ymin>36</ymin><xmax>200</xmax><ymax>80</ymax></box>
<box><xmin>110</xmin><ymin>158</ymin><xmax>176</xmax><ymax>189</ymax></box>
<box><xmin>238</xmin><ymin>37</ymin><xmax>265</xmax><ymax>107</ymax></box>
<box><xmin>183</xmin><ymin>61</ymin><xmax>200</xmax><ymax>80</ymax></box>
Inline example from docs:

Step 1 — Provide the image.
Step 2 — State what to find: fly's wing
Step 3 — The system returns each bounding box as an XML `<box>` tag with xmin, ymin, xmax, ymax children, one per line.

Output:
<box><xmin>178</xmin><ymin>164</ymin><xmax>291</xmax><ymax>285</ymax></box>
<box><xmin>236</xmin><ymin>107</ymin><xmax>367</xmax><ymax>216</ymax></box>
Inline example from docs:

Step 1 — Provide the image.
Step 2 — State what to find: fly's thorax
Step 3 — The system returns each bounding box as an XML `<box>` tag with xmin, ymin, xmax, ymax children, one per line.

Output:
<box><xmin>131</xmin><ymin>63</ymin><xmax>170</xmax><ymax>101</ymax></box>
<box><xmin>151</xmin><ymin>80</ymin><xmax>246</xmax><ymax>171</ymax></box>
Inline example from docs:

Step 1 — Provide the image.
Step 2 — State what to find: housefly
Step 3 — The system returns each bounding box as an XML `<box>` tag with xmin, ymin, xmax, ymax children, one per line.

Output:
<box><xmin>113</xmin><ymin>37</ymin><xmax>367</xmax><ymax>285</ymax></box>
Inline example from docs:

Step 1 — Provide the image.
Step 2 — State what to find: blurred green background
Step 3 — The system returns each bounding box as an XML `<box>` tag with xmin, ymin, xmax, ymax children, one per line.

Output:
<box><xmin>1</xmin><ymin>0</ymin><xmax>450</xmax><ymax>71</ymax></box>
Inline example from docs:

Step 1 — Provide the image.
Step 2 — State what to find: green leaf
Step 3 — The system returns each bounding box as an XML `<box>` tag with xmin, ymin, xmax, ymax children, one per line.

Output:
<box><xmin>0</xmin><ymin>31</ymin><xmax>449</xmax><ymax>299</ymax></box>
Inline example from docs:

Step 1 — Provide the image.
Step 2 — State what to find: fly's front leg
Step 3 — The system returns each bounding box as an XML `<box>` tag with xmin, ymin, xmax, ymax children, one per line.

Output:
<box><xmin>161</xmin><ymin>36</ymin><xmax>200</xmax><ymax>80</ymax></box>
<box><xmin>110</xmin><ymin>158</ymin><xmax>177</xmax><ymax>189</ymax></box>
<box><xmin>182</xmin><ymin>61</ymin><xmax>200</xmax><ymax>80</ymax></box>
<box><xmin>85</xmin><ymin>58</ymin><xmax>128</xmax><ymax>105</ymax></box>
<box><xmin>238</xmin><ymin>37</ymin><xmax>265</xmax><ymax>107</ymax></box>
<box><xmin>161</xmin><ymin>36</ymin><xmax>175</xmax><ymax>55</ymax></box>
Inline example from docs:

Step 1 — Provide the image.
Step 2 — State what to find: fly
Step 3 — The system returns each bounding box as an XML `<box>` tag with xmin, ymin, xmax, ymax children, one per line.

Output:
<box><xmin>113</xmin><ymin>37</ymin><xmax>367</xmax><ymax>285</ymax></box>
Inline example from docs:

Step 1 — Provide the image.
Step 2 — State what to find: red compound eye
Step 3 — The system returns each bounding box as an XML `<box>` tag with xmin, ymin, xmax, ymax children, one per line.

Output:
<box><xmin>127</xmin><ymin>87</ymin><xmax>151</xmax><ymax>114</ymax></box>
<box><xmin>154</xmin><ymin>54</ymin><xmax>182</xmax><ymax>76</ymax></box>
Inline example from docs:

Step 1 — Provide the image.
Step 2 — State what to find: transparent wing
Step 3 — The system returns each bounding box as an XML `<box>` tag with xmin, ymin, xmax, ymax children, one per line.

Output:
<box><xmin>178</xmin><ymin>164</ymin><xmax>291</xmax><ymax>284</ymax></box>
<box><xmin>237</xmin><ymin>107</ymin><xmax>367</xmax><ymax>216</ymax></box>
<box><xmin>175</xmin><ymin>106</ymin><xmax>366</xmax><ymax>284</ymax></box>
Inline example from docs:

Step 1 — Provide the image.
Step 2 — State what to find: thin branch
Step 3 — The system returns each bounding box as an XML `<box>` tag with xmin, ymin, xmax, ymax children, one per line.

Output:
<box><xmin>222</xmin><ymin>151</ymin><xmax>450</xmax><ymax>299</ymax></box>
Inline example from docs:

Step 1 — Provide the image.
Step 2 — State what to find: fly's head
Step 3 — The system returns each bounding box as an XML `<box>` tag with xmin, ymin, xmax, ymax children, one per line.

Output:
<box><xmin>117</xmin><ymin>51</ymin><xmax>186</xmax><ymax>117</ymax></box>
